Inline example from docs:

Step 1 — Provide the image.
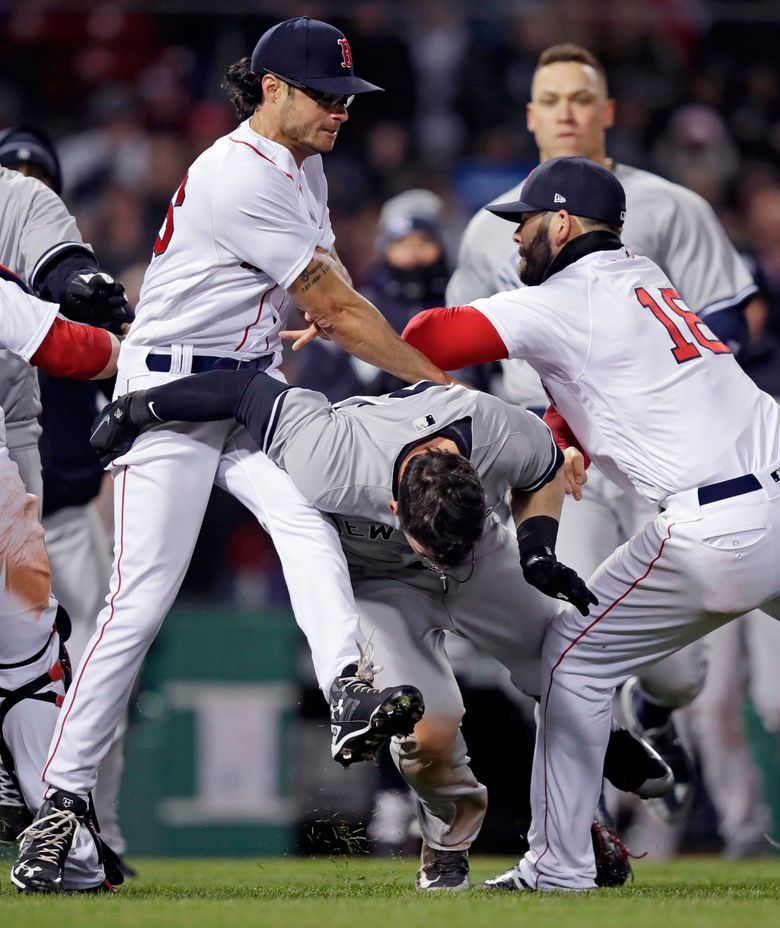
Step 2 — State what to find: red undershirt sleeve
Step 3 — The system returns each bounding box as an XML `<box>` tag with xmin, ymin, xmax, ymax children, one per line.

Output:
<box><xmin>30</xmin><ymin>317</ymin><xmax>112</xmax><ymax>379</ymax></box>
<box><xmin>402</xmin><ymin>306</ymin><xmax>508</xmax><ymax>369</ymax></box>
<box><xmin>543</xmin><ymin>404</ymin><xmax>591</xmax><ymax>469</ymax></box>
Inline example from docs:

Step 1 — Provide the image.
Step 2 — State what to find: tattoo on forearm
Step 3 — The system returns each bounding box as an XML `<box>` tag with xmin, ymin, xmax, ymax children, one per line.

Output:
<box><xmin>299</xmin><ymin>261</ymin><xmax>329</xmax><ymax>292</ymax></box>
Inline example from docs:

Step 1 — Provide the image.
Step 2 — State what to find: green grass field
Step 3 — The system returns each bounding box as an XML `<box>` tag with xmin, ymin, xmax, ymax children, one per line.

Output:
<box><xmin>1</xmin><ymin>856</ymin><xmax>779</xmax><ymax>928</ymax></box>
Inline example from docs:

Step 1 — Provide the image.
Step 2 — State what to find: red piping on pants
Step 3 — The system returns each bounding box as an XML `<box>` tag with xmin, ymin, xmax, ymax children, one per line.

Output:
<box><xmin>43</xmin><ymin>467</ymin><xmax>130</xmax><ymax>784</ymax></box>
<box><xmin>533</xmin><ymin>522</ymin><xmax>675</xmax><ymax>888</ymax></box>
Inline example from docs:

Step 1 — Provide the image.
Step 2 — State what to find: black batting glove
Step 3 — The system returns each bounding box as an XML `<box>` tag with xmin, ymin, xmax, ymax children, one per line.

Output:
<box><xmin>90</xmin><ymin>392</ymin><xmax>155</xmax><ymax>467</ymax></box>
<box><xmin>61</xmin><ymin>272</ymin><xmax>133</xmax><ymax>334</ymax></box>
<box><xmin>517</xmin><ymin>515</ymin><xmax>598</xmax><ymax>616</ymax></box>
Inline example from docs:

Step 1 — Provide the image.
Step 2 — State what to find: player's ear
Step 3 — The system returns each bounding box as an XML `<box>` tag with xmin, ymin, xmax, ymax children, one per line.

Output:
<box><xmin>602</xmin><ymin>97</ymin><xmax>616</xmax><ymax>130</ymax></box>
<box><xmin>389</xmin><ymin>500</ymin><xmax>399</xmax><ymax>515</ymax></box>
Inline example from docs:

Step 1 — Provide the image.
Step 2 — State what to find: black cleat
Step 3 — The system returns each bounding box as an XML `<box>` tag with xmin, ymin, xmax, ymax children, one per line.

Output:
<box><xmin>416</xmin><ymin>845</ymin><xmax>470</xmax><ymax>891</ymax></box>
<box><xmin>11</xmin><ymin>790</ymin><xmax>87</xmax><ymax>894</ymax></box>
<box><xmin>329</xmin><ymin>663</ymin><xmax>424</xmax><ymax>766</ymax></box>
<box><xmin>603</xmin><ymin>727</ymin><xmax>674</xmax><ymax>799</ymax></box>
<box><xmin>621</xmin><ymin>677</ymin><xmax>695</xmax><ymax>823</ymax></box>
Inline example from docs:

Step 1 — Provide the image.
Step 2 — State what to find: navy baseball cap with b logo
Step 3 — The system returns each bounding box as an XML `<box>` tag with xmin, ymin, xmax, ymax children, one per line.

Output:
<box><xmin>250</xmin><ymin>16</ymin><xmax>383</xmax><ymax>95</ymax></box>
<box><xmin>488</xmin><ymin>156</ymin><xmax>626</xmax><ymax>226</ymax></box>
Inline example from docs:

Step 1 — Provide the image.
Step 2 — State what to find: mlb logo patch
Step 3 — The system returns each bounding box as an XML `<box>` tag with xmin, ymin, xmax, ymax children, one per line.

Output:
<box><xmin>413</xmin><ymin>414</ymin><xmax>436</xmax><ymax>432</ymax></box>
<box><xmin>771</xmin><ymin>468</ymin><xmax>780</xmax><ymax>484</ymax></box>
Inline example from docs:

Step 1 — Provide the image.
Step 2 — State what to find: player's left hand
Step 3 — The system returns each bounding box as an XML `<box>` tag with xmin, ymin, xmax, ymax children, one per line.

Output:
<box><xmin>62</xmin><ymin>272</ymin><xmax>134</xmax><ymax>335</ymax></box>
<box><xmin>520</xmin><ymin>548</ymin><xmax>598</xmax><ymax>616</ymax></box>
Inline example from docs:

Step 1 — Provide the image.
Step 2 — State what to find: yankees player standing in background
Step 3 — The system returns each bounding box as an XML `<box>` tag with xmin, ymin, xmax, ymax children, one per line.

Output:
<box><xmin>447</xmin><ymin>43</ymin><xmax>768</xmax><ymax>838</ymax></box>
<box><xmin>403</xmin><ymin>156</ymin><xmax>780</xmax><ymax>890</ymax></box>
<box><xmin>11</xmin><ymin>17</ymin><xmax>450</xmax><ymax>893</ymax></box>
<box><xmin>0</xmin><ymin>271</ymin><xmax>121</xmax><ymax>892</ymax></box>
<box><xmin>0</xmin><ymin>125</ymin><xmax>132</xmax><ymax>868</ymax></box>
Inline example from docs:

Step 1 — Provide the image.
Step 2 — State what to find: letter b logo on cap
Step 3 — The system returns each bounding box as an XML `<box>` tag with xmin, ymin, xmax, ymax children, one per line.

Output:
<box><xmin>338</xmin><ymin>38</ymin><xmax>353</xmax><ymax>69</ymax></box>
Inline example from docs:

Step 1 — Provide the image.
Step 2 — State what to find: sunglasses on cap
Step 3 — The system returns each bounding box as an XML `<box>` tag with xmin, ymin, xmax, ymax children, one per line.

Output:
<box><xmin>263</xmin><ymin>70</ymin><xmax>354</xmax><ymax>110</ymax></box>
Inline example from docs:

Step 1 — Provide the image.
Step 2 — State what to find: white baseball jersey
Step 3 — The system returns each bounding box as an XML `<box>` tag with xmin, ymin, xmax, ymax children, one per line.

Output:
<box><xmin>0</xmin><ymin>277</ymin><xmax>58</xmax><ymax>363</ymax></box>
<box><xmin>126</xmin><ymin>118</ymin><xmax>334</xmax><ymax>356</ymax></box>
<box><xmin>448</xmin><ymin>162</ymin><xmax>757</xmax><ymax>409</ymax></box>
<box><xmin>470</xmin><ymin>243</ymin><xmax>780</xmax><ymax>506</ymax></box>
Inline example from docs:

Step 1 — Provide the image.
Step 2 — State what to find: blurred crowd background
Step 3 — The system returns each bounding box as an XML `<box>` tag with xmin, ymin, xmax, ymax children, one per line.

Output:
<box><xmin>2</xmin><ymin>0</ymin><xmax>780</xmax><ymax>860</ymax></box>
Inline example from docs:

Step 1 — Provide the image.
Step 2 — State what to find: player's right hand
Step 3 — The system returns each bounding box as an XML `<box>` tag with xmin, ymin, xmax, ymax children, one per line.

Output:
<box><xmin>520</xmin><ymin>549</ymin><xmax>598</xmax><ymax>616</ymax></box>
<box><xmin>89</xmin><ymin>395</ymin><xmax>142</xmax><ymax>468</ymax></box>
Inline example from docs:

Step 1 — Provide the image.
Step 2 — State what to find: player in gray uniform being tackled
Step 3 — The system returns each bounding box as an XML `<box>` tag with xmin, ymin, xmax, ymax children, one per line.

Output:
<box><xmin>86</xmin><ymin>371</ymin><xmax>672</xmax><ymax>891</ymax></box>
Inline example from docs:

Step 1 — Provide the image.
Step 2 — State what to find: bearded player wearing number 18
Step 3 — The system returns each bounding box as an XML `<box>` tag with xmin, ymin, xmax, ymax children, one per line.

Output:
<box><xmin>10</xmin><ymin>18</ymin><xmax>447</xmax><ymax>893</ymax></box>
<box><xmin>404</xmin><ymin>156</ymin><xmax>780</xmax><ymax>890</ymax></box>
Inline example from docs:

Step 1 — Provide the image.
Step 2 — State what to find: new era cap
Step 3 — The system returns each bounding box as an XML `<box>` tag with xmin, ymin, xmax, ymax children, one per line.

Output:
<box><xmin>488</xmin><ymin>156</ymin><xmax>626</xmax><ymax>226</ymax></box>
<box><xmin>250</xmin><ymin>16</ymin><xmax>383</xmax><ymax>95</ymax></box>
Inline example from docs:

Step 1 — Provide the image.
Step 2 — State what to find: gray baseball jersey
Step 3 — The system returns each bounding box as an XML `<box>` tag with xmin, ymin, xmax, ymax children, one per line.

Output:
<box><xmin>447</xmin><ymin>161</ymin><xmax>757</xmax><ymax>409</ymax></box>
<box><xmin>0</xmin><ymin>167</ymin><xmax>93</xmax><ymax>451</ymax></box>
<box><xmin>263</xmin><ymin>381</ymin><xmax>560</xmax><ymax>571</ymax></box>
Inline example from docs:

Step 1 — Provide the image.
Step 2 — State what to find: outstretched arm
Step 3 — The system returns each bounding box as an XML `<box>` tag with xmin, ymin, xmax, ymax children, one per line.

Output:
<box><xmin>281</xmin><ymin>248</ymin><xmax>452</xmax><ymax>385</ymax></box>
<box><xmin>89</xmin><ymin>369</ymin><xmax>292</xmax><ymax>465</ymax></box>
<box><xmin>511</xmin><ymin>469</ymin><xmax>597</xmax><ymax>616</ymax></box>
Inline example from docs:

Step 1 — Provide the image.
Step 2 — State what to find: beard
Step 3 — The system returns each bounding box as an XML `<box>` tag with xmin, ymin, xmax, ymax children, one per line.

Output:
<box><xmin>519</xmin><ymin>215</ymin><xmax>553</xmax><ymax>286</ymax></box>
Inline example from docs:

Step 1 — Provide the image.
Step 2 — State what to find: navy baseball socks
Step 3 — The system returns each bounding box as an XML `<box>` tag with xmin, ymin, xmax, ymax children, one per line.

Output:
<box><xmin>329</xmin><ymin>654</ymin><xmax>424</xmax><ymax>766</ymax></box>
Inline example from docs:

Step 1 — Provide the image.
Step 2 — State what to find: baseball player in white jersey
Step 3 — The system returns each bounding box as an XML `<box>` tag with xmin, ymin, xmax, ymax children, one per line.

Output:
<box><xmin>0</xmin><ymin>272</ymin><xmax>120</xmax><ymax>892</ymax></box>
<box><xmin>447</xmin><ymin>43</ymin><xmax>763</xmax><ymax>827</ymax></box>
<box><xmin>89</xmin><ymin>370</ymin><xmax>681</xmax><ymax>890</ymax></box>
<box><xmin>10</xmin><ymin>17</ymin><xmax>449</xmax><ymax>894</ymax></box>
<box><xmin>403</xmin><ymin>156</ymin><xmax>780</xmax><ymax>890</ymax></box>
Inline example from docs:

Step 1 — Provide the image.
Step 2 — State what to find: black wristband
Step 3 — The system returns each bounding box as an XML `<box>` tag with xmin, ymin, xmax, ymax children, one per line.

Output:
<box><xmin>126</xmin><ymin>390</ymin><xmax>157</xmax><ymax>429</ymax></box>
<box><xmin>516</xmin><ymin>515</ymin><xmax>559</xmax><ymax>560</ymax></box>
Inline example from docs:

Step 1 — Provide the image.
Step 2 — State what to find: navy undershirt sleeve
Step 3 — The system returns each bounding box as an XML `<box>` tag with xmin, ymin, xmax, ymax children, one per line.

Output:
<box><xmin>142</xmin><ymin>370</ymin><xmax>292</xmax><ymax>446</ymax></box>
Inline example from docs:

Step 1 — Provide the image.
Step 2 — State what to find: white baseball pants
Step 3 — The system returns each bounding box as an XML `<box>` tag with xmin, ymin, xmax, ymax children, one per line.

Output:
<box><xmin>43</xmin><ymin>355</ymin><xmax>364</xmax><ymax>800</ymax></box>
<box><xmin>518</xmin><ymin>475</ymin><xmax>780</xmax><ymax>890</ymax></box>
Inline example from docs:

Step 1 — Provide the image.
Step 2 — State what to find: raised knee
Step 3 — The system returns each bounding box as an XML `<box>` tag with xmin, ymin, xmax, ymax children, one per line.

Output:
<box><xmin>398</xmin><ymin>714</ymin><xmax>461</xmax><ymax>761</ymax></box>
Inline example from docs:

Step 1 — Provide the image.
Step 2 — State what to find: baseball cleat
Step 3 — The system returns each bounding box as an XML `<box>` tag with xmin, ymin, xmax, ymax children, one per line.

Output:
<box><xmin>602</xmin><ymin>726</ymin><xmax>674</xmax><ymax>799</ymax></box>
<box><xmin>479</xmin><ymin>864</ymin><xmax>532</xmax><ymax>891</ymax></box>
<box><xmin>479</xmin><ymin>819</ymin><xmax>634</xmax><ymax>891</ymax></box>
<box><xmin>621</xmin><ymin>676</ymin><xmax>695</xmax><ymax>823</ymax></box>
<box><xmin>329</xmin><ymin>663</ymin><xmax>424</xmax><ymax>766</ymax></box>
<box><xmin>11</xmin><ymin>789</ymin><xmax>87</xmax><ymax>893</ymax></box>
<box><xmin>415</xmin><ymin>845</ymin><xmax>470</xmax><ymax>891</ymax></box>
